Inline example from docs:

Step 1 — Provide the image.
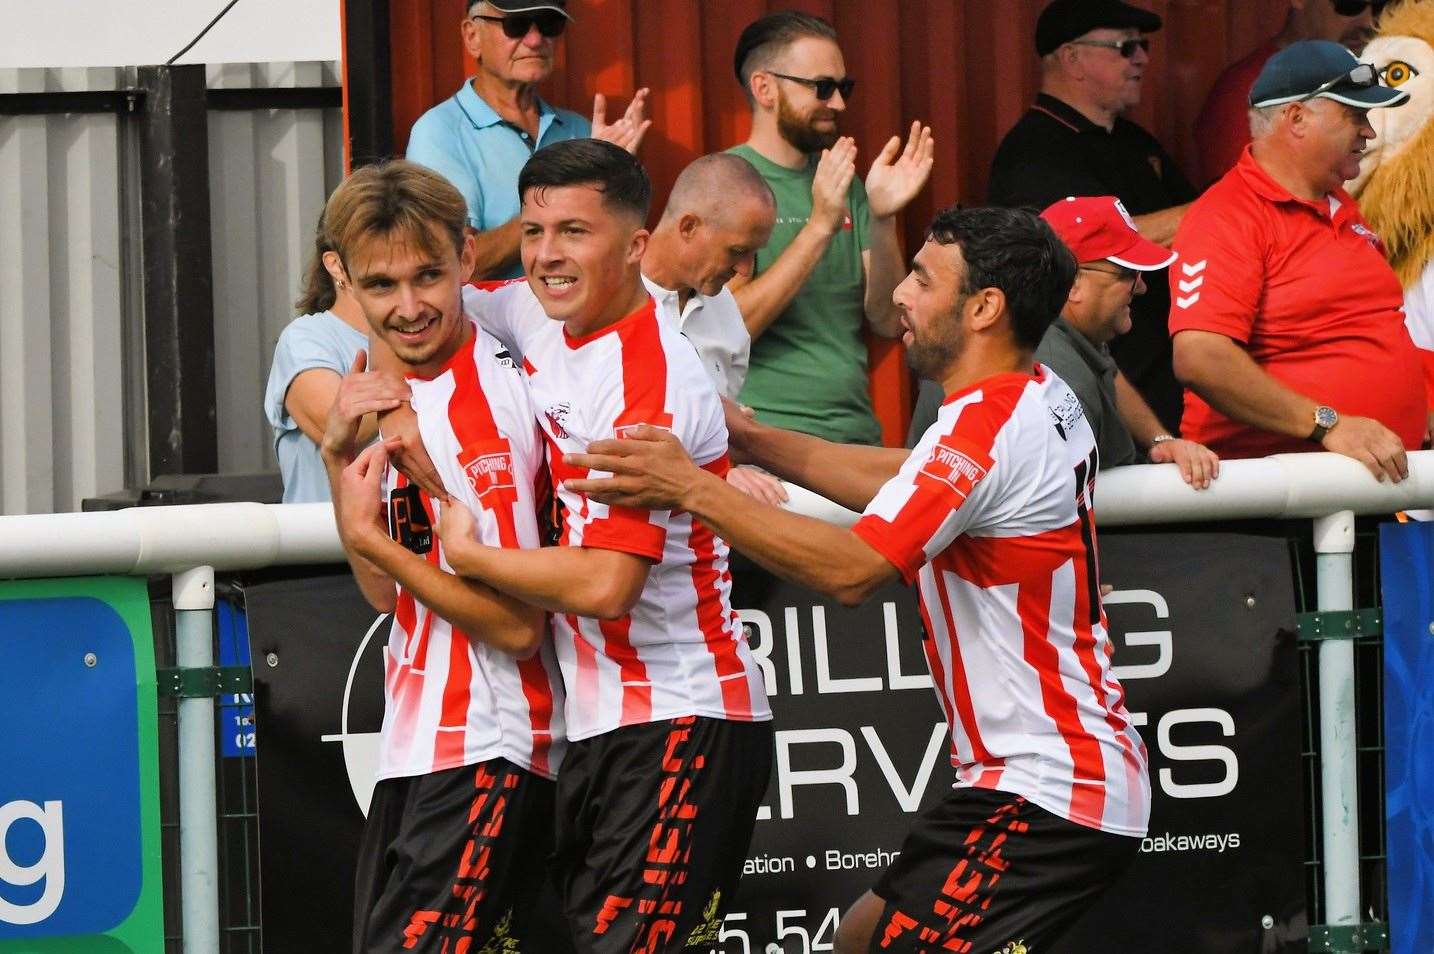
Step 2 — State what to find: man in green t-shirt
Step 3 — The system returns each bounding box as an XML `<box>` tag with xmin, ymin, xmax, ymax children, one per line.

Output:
<box><xmin>727</xmin><ymin>11</ymin><xmax>934</xmax><ymax>444</ymax></box>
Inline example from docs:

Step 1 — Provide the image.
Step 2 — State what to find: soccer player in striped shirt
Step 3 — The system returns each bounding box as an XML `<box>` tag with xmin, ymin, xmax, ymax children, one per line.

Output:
<box><xmin>378</xmin><ymin>139</ymin><xmax>774</xmax><ymax>951</ymax></box>
<box><xmin>316</xmin><ymin>161</ymin><xmax>566</xmax><ymax>953</ymax></box>
<box><xmin>567</xmin><ymin>206</ymin><xmax>1151</xmax><ymax>953</ymax></box>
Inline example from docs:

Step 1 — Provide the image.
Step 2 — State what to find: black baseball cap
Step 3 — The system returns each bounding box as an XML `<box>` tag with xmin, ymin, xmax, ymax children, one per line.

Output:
<box><xmin>1035</xmin><ymin>0</ymin><xmax>1162</xmax><ymax>57</ymax></box>
<box><xmin>468</xmin><ymin>0</ymin><xmax>569</xmax><ymax>15</ymax></box>
<box><xmin>1249</xmin><ymin>40</ymin><xmax>1408</xmax><ymax>109</ymax></box>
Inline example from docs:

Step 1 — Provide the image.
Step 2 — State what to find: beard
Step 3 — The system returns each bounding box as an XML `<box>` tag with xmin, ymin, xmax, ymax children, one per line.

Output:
<box><xmin>776</xmin><ymin>91</ymin><xmax>840</xmax><ymax>154</ymax></box>
<box><xmin>905</xmin><ymin>326</ymin><xmax>963</xmax><ymax>382</ymax></box>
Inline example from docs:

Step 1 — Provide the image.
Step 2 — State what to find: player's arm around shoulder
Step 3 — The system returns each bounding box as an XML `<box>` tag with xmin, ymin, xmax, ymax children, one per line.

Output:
<box><xmin>563</xmin><ymin>425</ymin><xmax>900</xmax><ymax>607</ymax></box>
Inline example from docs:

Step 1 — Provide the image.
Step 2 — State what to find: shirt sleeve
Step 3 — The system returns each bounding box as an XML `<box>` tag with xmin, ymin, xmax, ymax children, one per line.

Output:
<box><xmin>1166</xmin><ymin>200</ymin><xmax>1265</xmax><ymax>344</ymax></box>
<box><xmin>852</xmin><ymin>401</ymin><xmax>1008</xmax><ymax>583</ymax></box>
<box><xmin>462</xmin><ymin>280</ymin><xmax>546</xmax><ymax>355</ymax></box>
<box><xmin>406</xmin><ymin>111</ymin><xmax>484</xmax><ymax>229</ymax></box>
<box><xmin>263</xmin><ymin>319</ymin><xmax>352</xmax><ymax>431</ymax></box>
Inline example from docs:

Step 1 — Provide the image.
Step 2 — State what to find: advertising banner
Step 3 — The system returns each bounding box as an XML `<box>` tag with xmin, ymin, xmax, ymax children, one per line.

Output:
<box><xmin>0</xmin><ymin>577</ymin><xmax>164</xmax><ymax>953</ymax></box>
<box><xmin>1380</xmin><ymin>520</ymin><xmax>1434</xmax><ymax>954</ymax></box>
<box><xmin>248</xmin><ymin>532</ymin><xmax>1304</xmax><ymax>953</ymax></box>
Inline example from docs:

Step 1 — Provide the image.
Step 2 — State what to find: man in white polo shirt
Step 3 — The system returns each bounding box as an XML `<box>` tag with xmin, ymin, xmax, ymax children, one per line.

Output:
<box><xmin>641</xmin><ymin>152</ymin><xmax>787</xmax><ymax>504</ymax></box>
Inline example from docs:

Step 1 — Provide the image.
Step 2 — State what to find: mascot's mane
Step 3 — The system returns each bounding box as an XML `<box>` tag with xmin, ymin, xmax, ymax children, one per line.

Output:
<box><xmin>1354</xmin><ymin>0</ymin><xmax>1434</xmax><ymax>288</ymax></box>
<box><xmin>1358</xmin><ymin>112</ymin><xmax>1434</xmax><ymax>287</ymax></box>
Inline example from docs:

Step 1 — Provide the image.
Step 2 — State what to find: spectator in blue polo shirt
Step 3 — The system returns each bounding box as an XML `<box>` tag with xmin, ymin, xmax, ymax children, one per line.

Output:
<box><xmin>406</xmin><ymin>0</ymin><xmax>651</xmax><ymax>279</ymax></box>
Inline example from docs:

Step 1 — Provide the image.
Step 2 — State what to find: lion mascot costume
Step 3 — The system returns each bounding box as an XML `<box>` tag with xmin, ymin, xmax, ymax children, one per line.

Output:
<box><xmin>1351</xmin><ymin>0</ymin><xmax>1434</xmax><ymax>412</ymax></box>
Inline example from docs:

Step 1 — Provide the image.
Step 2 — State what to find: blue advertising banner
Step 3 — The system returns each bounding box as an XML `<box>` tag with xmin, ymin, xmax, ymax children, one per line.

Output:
<box><xmin>0</xmin><ymin>578</ymin><xmax>164</xmax><ymax>953</ymax></box>
<box><xmin>1379</xmin><ymin>520</ymin><xmax>1434</xmax><ymax>954</ymax></box>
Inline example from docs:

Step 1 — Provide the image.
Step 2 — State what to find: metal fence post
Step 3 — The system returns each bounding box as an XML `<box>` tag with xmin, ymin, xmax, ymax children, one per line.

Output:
<box><xmin>174</xmin><ymin>565</ymin><xmax>220</xmax><ymax>954</ymax></box>
<box><xmin>1313</xmin><ymin>510</ymin><xmax>1359</xmax><ymax>943</ymax></box>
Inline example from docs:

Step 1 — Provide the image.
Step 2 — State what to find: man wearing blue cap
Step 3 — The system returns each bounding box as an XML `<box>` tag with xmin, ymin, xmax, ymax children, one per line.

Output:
<box><xmin>1171</xmin><ymin>40</ymin><xmax>1429</xmax><ymax>480</ymax></box>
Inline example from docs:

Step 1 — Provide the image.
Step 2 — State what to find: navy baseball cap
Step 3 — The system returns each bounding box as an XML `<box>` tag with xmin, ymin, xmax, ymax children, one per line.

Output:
<box><xmin>1249</xmin><ymin>40</ymin><xmax>1407</xmax><ymax>109</ymax></box>
<box><xmin>1035</xmin><ymin>0</ymin><xmax>1162</xmax><ymax>57</ymax></box>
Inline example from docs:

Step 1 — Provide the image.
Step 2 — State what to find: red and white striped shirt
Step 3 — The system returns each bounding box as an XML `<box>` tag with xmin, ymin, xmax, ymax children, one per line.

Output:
<box><xmin>463</xmin><ymin>282</ymin><xmax>772</xmax><ymax>741</ymax></box>
<box><xmin>377</xmin><ymin>325</ymin><xmax>565</xmax><ymax>782</ymax></box>
<box><xmin>852</xmin><ymin>367</ymin><xmax>1150</xmax><ymax>836</ymax></box>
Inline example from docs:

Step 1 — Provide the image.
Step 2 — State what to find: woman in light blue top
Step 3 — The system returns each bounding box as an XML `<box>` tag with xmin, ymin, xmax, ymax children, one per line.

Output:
<box><xmin>264</xmin><ymin>219</ymin><xmax>376</xmax><ymax>503</ymax></box>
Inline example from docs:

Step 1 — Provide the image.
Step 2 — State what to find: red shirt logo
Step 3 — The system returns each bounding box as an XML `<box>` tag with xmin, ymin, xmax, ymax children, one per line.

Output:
<box><xmin>461</xmin><ymin>451</ymin><xmax>515</xmax><ymax>501</ymax></box>
<box><xmin>919</xmin><ymin>441</ymin><xmax>990</xmax><ymax>500</ymax></box>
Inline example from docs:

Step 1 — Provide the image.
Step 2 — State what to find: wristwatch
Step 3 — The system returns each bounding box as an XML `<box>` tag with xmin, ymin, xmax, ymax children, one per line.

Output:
<box><xmin>1309</xmin><ymin>405</ymin><xmax>1338</xmax><ymax>443</ymax></box>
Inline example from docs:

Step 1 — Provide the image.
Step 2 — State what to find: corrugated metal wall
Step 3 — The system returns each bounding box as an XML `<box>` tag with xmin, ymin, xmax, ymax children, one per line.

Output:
<box><xmin>0</xmin><ymin>61</ymin><xmax>343</xmax><ymax>515</ymax></box>
<box><xmin>380</xmin><ymin>0</ymin><xmax>1289</xmax><ymax>445</ymax></box>
<box><xmin>208</xmin><ymin>61</ymin><xmax>346</xmax><ymax>475</ymax></box>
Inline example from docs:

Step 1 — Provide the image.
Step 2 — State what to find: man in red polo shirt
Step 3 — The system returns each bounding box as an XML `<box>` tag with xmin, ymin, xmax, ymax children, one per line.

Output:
<box><xmin>1170</xmin><ymin>40</ymin><xmax>1426</xmax><ymax>481</ymax></box>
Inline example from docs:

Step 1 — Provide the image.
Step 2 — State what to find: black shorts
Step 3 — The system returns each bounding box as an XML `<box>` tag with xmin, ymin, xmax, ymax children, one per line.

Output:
<box><xmin>870</xmin><ymin>788</ymin><xmax>1139</xmax><ymax>953</ymax></box>
<box><xmin>554</xmin><ymin>715</ymin><xmax>774</xmax><ymax>953</ymax></box>
<box><xmin>352</xmin><ymin>758</ymin><xmax>563</xmax><ymax>954</ymax></box>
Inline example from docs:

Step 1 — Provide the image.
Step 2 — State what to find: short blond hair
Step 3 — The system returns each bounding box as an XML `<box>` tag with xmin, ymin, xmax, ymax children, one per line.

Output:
<box><xmin>322</xmin><ymin>160</ymin><xmax>467</xmax><ymax>269</ymax></box>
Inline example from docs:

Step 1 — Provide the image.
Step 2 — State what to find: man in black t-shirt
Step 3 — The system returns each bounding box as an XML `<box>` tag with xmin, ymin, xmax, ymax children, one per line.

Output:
<box><xmin>987</xmin><ymin>0</ymin><xmax>1196</xmax><ymax>432</ymax></box>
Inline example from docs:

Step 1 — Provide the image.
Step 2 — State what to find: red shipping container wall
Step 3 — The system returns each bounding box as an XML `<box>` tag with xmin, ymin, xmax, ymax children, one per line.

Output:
<box><xmin>371</xmin><ymin>0</ymin><xmax>1289</xmax><ymax>445</ymax></box>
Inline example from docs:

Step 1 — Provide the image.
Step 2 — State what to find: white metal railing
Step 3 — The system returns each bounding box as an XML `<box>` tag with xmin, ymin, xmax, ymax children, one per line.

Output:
<box><xmin>2</xmin><ymin>449</ymin><xmax>1431</xmax><ymax>951</ymax></box>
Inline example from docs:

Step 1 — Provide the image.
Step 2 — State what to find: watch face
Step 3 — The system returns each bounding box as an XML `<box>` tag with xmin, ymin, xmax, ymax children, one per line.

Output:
<box><xmin>1316</xmin><ymin>406</ymin><xmax>1338</xmax><ymax>429</ymax></box>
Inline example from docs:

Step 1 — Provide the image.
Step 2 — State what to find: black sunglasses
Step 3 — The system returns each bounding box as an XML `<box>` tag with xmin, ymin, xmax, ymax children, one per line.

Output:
<box><xmin>767</xmin><ymin>72</ymin><xmax>856</xmax><ymax>102</ymax></box>
<box><xmin>471</xmin><ymin>11</ymin><xmax>568</xmax><ymax>39</ymax></box>
<box><xmin>1331</xmin><ymin>0</ymin><xmax>1387</xmax><ymax>16</ymax></box>
<box><xmin>1069</xmin><ymin>37</ymin><xmax>1151</xmax><ymax>59</ymax></box>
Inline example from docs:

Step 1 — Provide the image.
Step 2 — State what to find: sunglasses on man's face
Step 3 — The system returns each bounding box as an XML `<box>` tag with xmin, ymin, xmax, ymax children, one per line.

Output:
<box><xmin>767</xmin><ymin>72</ymin><xmax>856</xmax><ymax>102</ymax></box>
<box><xmin>1069</xmin><ymin>37</ymin><xmax>1150</xmax><ymax>59</ymax></box>
<box><xmin>471</xmin><ymin>11</ymin><xmax>568</xmax><ymax>39</ymax></box>
<box><xmin>1331</xmin><ymin>0</ymin><xmax>1387</xmax><ymax>17</ymax></box>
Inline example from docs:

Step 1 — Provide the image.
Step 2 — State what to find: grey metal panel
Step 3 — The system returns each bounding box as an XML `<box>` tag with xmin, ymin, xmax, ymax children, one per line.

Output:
<box><xmin>208</xmin><ymin>60</ymin><xmax>344</xmax><ymax>474</ymax></box>
<box><xmin>0</xmin><ymin>67</ymin><xmax>128</xmax><ymax>516</ymax></box>
<box><xmin>0</xmin><ymin>61</ymin><xmax>341</xmax><ymax>514</ymax></box>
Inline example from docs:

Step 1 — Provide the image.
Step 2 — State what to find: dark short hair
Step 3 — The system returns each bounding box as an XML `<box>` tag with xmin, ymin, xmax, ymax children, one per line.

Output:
<box><xmin>517</xmin><ymin>138</ymin><xmax>651</xmax><ymax>221</ymax></box>
<box><xmin>926</xmin><ymin>206</ymin><xmax>1076</xmax><ymax>350</ymax></box>
<box><xmin>733</xmin><ymin>11</ymin><xmax>838</xmax><ymax>92</ymax></box>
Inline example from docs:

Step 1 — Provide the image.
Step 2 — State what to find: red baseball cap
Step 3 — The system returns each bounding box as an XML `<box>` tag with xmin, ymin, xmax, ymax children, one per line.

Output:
<box><xmin>1040</xmin><ymin>196</ymin><xmax>1176</xmax><ymax>271</ymax></box>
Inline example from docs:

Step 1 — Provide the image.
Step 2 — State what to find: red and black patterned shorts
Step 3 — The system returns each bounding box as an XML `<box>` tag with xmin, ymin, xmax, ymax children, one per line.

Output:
<box><xmin>870</xmin><ymin>788</ymin><xmax>1139</xmax><ymax>953</ymax></box>
<box><xmin>352</xmin><ymin>758</ymin><xmax>564</xmax><ymax>953</ymax></box>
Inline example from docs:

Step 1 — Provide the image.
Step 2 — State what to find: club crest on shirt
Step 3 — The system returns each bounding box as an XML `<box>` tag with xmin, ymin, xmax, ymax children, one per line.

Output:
<box><xmin>544</xmin><ymin>402</ymin><xmax>572</xmax><ymax>439</ymax></box>
<box><xmin>493</xmin><ymin>345</ymin><xmax>516</xmax><ymax>369</ymax></box>
<box><xmin>920</xmin><ymin>441</ymin><xmax>990</xmax><ymax>499</ymax></box>
<box><xmin>1350</xmin><ymin>222</ymin><xmax>1382</xmax><ymax>250</ymax></box>
<box><xmin>461</xmin><ymin>450</ymin><xmax>515</xmax><ymax>500</ymax></box>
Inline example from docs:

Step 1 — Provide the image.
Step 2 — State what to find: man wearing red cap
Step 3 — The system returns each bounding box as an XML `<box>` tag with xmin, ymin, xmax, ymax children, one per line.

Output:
<box><xmin>1037</xmin><ymin>196</ymin><xmax>1220</xmax><ymax>487</ymax></box>
<box><xmin>911</xmin><ymin>196</ymin><xmax>1220</xmax><ymax>488</ymax></box>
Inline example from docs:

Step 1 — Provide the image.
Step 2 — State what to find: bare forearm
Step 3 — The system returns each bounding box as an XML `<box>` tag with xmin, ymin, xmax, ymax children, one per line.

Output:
<box><xmin>469</xmin><ymin>218</ymin><xmax>523</xmax><ymax>280</ymax></box>
<box><xmin>862</xmin><ymin>217</ymin><xmax>905</xmax><ymax>338</ymax></box>
<box><xmin>1114</xmin><ymin>371</ymin><xmax>1171</xmax><ymax>446</ymax></box>
<box><xmin>445</xmin><ymin>540</ymin><xmax>646</xmax><ymax>620</ymax></box>
<box><xmin>351</xmin><ymin>530</ymin><xmax>543</xmax><ymax>653</ymax></box>
<box><xmin>740</xmin><ymin>420</ymin><xmax>906</xmax><ymax>511</ymax></box>
<box><xmin>682</xmin><ymin>469</ymin><xmax>893</xmax><ymax>605</ymax></box>
<box><xmin>1174</xmin><ymin>334</ymin><xmax>1315</xmax><ymax>437</ymax></box>
<box><xmin>732</xmin><ymin>222</ymin><xmax>838</xmax><ymax>339</ymax></box>
<box><xmin>1132</xmin><ymin>204</ymin><xmax>1190</xmax><ymax>247</ymax></box>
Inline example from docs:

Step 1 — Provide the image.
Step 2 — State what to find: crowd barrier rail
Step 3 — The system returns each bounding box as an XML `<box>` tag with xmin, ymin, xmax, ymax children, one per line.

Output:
<box><xmin>1</xmin><ymin>449</ymin><xmax>1432</xmax><ymax>954</ymax></box>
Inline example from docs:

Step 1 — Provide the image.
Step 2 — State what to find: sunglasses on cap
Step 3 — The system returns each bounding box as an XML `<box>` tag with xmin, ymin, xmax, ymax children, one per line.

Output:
<box><xmin>767</xmin><ymin>72</ymin><xmax>856</xmax><ymax>101</ymax></box>
<box><xmin>1300</xmin><ymin>62</ymin><xmax>1380</xmax><ymax>101</ymax></box>
<box><xmin>471</xmin><ymin>10</ymin><xmax>567</xmax><ymax>39</ymax></box>
<box><xmin>1069</xmin><ymin>37</ymin><xmax>1150</xmax><ymax>59</ymax></box>
<box><xmin>1330</xmin><ymin>0</ymin><xmax>1387</xmax><ymax>16</ymax></box>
